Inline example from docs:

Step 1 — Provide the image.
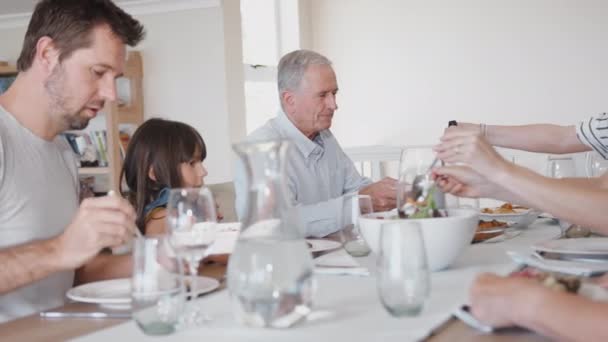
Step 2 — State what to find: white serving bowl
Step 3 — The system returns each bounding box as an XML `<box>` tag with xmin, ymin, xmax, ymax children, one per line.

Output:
<box><xmin>359</xmin><ymin>208</ymin><xmax>478</xmax><ymax>272</ymax></box>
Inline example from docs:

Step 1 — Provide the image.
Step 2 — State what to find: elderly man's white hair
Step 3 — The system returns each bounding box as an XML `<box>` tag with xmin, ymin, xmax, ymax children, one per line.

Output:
<box><xmin>277</xmin><ymin>49</ymin><xmax>332</xmax><ymax>95</ymax></box>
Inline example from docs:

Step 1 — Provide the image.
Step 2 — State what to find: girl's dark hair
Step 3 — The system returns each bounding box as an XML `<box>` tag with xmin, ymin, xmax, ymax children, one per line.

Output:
<box><xmin>18</xmin><ymin>0</ymin><xmax>145</xmax><ymax>71</ymax></box>
<box><xmin>120</xmin><ymin>118</ymin><xmax>206</xmax><ymax>233</ymax></box>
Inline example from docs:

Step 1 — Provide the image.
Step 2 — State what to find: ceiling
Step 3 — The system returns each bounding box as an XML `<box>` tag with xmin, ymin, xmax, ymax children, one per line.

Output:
<box><xmin>0</xmin><ymin>0</ymin><xmax>135</xmax><ymax>15</ymax></box>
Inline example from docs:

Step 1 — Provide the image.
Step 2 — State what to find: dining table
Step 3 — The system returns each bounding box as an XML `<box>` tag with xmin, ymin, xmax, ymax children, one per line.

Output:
<box><xmin>0</xmin><ymin>219</ymin><xmax>567</xmax><ymax>342</ymax></box>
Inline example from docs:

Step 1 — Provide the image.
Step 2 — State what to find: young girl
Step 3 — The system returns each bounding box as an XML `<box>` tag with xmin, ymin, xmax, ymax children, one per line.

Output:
<box><xmin>120</xmin><ymin>118</ymin><xmax>220</xmax><ymax>236</ymax></box>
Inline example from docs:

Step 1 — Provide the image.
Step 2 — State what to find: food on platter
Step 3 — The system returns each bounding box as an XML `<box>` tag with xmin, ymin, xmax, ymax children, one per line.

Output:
<box><xmin>473</xmin><ymin>220</ymin><xmax>508</xmax><ymax>243</ymax></box>
<box><xmin>481</xmin><ymin>203</ymin><xmax>528</xmax><ymax>214</ymax></box>
<box><xmin>511</xmin><ymin>268</ymin><xmax>581</xmax><ymax>293</ymax></box>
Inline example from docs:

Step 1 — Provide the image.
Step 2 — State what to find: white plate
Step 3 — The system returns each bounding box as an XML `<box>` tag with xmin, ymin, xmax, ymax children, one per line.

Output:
<box><xmin>216</xmin><ymin>222</ymin><xmax>241</xmax><ymax>232</ymax></box>
<box><xmin>533</xmin><ymin>238</ymin><xmax>608</xmax><ymax>258</ymax></box>
<box><xmin>67</xmin><ymin>278</ymin><xmax>131</xmax><ymax>305</ymax></box>
<box><xmin>306</xmin><ymin>239</ymin><xmax>341</xmax><ymax>253</ymax></box>
<box><xmin>66</xmin><ymin>276</ymin><xmax>220</xmax><ymax>305</ymax></box>
<box><xmin>184</xmin><ymin>276</ymin><xmax>221</xmax><ymax>296</ymax></box>
<box><xmin>479</xmin><ymin>228</ymin><xmax>523</xmax><ymax>244</ymax></box>
<box><xmin>479</xmin><ymin>208</ymin><xmax>538</xmax><ymax>227</ymax></box>
<box><xmin>479</xmin><ymin>208</ymin><xmax>529</xmax><ymax>219</ymax></box>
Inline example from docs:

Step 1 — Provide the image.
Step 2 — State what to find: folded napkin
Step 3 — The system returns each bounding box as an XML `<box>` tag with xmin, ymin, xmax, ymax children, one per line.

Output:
<box><xmin>207</xmin><ymin>231</ymin><xmax>239</xmax><ymax>255</ymax></box>
<box><xmin>207</xmin><ymin>222</ymin><xmax>241</xmax><ymax>255</ymax></box>
<box><xmin>313</xmin><ymin>249</ymin><xmax>370</xmax><ymax>276</ymax></box>
<box><xmin>507</xmin><ymin>251</ymin><xmax>608</xmax><ymax>276</ymax></box>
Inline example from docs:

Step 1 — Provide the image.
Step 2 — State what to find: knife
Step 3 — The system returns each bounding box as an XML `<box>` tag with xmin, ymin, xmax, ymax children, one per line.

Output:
<box><xmin>40</xmin><ymin>311</ymin><xmax>131</xmax><ymax>319</ymax></box>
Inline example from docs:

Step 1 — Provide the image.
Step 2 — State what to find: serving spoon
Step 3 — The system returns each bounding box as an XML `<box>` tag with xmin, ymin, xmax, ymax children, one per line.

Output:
<box><xmin>411</xmin><ymin>120</ymin><xmax>458</xmax><ymax>207</ymax></box>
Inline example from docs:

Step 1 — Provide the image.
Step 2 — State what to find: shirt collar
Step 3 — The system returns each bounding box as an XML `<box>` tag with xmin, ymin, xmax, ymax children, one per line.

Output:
<box><xmin>275</xmin><ymin>110</ymin><xmax>325</xmax><ymax>161</ymax></box>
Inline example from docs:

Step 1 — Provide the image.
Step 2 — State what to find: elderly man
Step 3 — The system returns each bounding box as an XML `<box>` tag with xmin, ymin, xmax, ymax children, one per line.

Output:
<box><xmin>235</xmin><ymin>49</ymin><xmax>396</xmax><ymax>237</ymax></box>
<box><xmin>0</xmin><ymin>0</ymin><xmax>144</xmax><ymax>322</ymax></box>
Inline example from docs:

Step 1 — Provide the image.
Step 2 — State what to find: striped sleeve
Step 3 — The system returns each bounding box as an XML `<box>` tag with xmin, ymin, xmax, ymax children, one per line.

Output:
<box><xmin>576</xmin><ymin>113</ymin><xmax>608</xmax><ymax>159</ymax></box>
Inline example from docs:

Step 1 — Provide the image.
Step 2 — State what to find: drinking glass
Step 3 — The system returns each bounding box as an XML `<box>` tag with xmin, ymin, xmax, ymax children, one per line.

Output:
<box><xmin>132</xmin><ymin>236</ymin><xmax>185</xmax><ymax>336</ymax></box>
<box><xmin>446</xmin><ymin>195</ymin><xmax>480</xmax><ymax>210</ymax></box>
<box><xmin>339</xmin><ymin>193</ymin><xmax>373</xmax><ymax>257</ymax></box>
<box><xmin>377</xmin><ymin>220</ymin><xmax>430</xmax><ymax>317</ymax></box>
<box><xmin>166</xmin><ymin>187</ymin><xmax>218</xmax><ymax>278</ymax></box>
<box><xmin>585</xmin><ymin>152</ymin><xmax>608</xmax><ymax>177</ymax></box>
<box><xmin>545</xmin><ymin>156</ymin><xmax>576</xmax><ymax>236</ymax></box>
<box><xmin>397</xmin><ymin>146</ymin><xmax>444</xmax><ymax>218</ymax></box>
<box><xmin>546</xmin><ymin>156</ymin><xmax>576</xmax><ymax>179</ymax></box>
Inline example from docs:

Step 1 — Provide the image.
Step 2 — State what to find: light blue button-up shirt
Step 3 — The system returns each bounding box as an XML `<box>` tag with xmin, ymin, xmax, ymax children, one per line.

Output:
<box><xmin>234</xmin><ymin>111</ymin><xmax>372</xmax><ymax>237</ymax></box>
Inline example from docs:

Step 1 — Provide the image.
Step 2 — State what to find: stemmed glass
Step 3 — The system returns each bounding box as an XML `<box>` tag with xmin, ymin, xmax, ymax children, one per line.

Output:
<box><xmin>585</xmin><ymin>152</ymin><xmax>608</xmax><ymax>177</ymax></box>
<box><xmin>166</xmin><ymin>187</ymin><xmax>218</xmax><ymax>320</ymax></box>
<box><xmin>377</xmin><ymin>220</ymin><xmax>430</xmax><ymax>316</ymax></box>
<box><xmin>545</xmin><ymin>156</ymin><xmax>576</xmax><ymax>236</ymax></box>
<box><xmin>339</xmin><ymin>193</ymin><xmax>373</xmax><ymax>257</ymax></box>
<box><xmin>397</xmin><ymin>146</ymin><xmax>444</xmax><ymax>218</ymax></box>
<box><xmin>546</xmin><ymin>155</ymin><xmax>576</xmax><ymax>179</ymax></box>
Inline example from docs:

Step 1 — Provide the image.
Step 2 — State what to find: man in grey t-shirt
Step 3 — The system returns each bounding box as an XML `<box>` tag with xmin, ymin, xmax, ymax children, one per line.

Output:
<box><xmin>0</xmin><ymin>0</ymin><xmax>144</xmax><ymax>322</ymax></box>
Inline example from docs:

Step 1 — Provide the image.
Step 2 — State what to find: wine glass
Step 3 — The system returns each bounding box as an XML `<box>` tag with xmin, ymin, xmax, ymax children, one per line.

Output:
<box><xmin>545</xmin><ymin>156</ymin><xmax>576</xmax><ymax>236</ymax></box>
<box><xmin>397</xmin><ymin>146</ymin><xmax>443</xmax><ymax>218</ymax></box>
<box><xmin>339</xmin><ymin>193</ymin><xmax>373</xmax><ymax>257</ymax></box>
<box><xmin>546</xmin><ymin>155</ymin><xmax>576</xmax><ymax>179</ymax></box>
<box><xmin>377</xmin><ymin>220</ymin><xmax>430</xmax><ymax>316</ymax></box>
<box><xmin>585</xmin><ymin>152</ymin><xmax>608</xmax><ymax>177</ymax></box>
<box><xmin>166</xmin><ymin>187</ymin><xmax>218</xmax><ymax>301</ymax></box>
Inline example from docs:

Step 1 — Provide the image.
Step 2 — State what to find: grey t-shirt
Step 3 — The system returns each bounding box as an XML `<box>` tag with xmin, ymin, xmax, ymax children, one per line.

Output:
<box><xmin>0</xmin><ymin>105</ymin><xmax>79</xmax><ymax>322</ymax></box>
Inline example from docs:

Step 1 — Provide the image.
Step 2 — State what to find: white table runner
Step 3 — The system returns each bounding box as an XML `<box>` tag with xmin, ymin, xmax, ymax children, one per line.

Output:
<box><xmin>71</xmin><ymin>221</ymin><xmax>561</xmax><ymax>342</ymax></box>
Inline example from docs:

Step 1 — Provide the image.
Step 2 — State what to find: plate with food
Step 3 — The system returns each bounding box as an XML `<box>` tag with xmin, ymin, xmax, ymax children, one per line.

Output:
<box><xmin>532</xmin><ymin>237</ymin><xmax>608</xmax><ymax>261</ymax></box>
<box><xmin>473</xmin><ymin>220</ymin><xmax>510</xmax><ymax>243</ymax></box>
<box><xmin>479</xmin><ymin>203</ymin><xmax>538</xmax><ymax>227</ymax></box>
<box><xmin>455</xmin><ymin>268</ymin><xmax>608</xmax><ymax>333</ymax></box>
<box><xmin>513</xmin><ymin>268</ymin><xmax>608</xmax><ymax>302</ymax></box>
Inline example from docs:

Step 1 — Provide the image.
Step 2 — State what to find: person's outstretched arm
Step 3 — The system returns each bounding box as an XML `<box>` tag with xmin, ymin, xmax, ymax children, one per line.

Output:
<box><xmin>447</xmin><ymin>122</ymin><xmax>589</xmax><ymax>154</ymax></box>
<box><xmin>435</xmin><ymin>131</ymin><xmax>608</xmax><ymax>234</ymax></box>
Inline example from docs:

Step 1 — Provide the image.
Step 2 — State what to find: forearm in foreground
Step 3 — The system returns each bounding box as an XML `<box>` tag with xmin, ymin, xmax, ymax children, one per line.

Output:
<box><xmin>0</xmin><ymin>238</ymin><xmax>65</xmax><ymax>294</ymax></box>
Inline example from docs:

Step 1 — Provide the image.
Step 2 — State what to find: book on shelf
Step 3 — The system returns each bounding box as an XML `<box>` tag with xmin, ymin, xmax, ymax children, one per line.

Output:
<box><xmin>93</xmin><ymin>131</ymin><xmax>108</xmax><ymax>166</ymax></box>
<box><xmin>63</xmin><ymin>132</ymin><xmax>80</xmax><ymax>155</ymax></box>
<box><xmin>118</xmin><ymin>124</ymin><xmax>137</xmax><ymax>161</ymax></box>
<box><xmin>61</xmin><ymin>130</ymin><xmax>109</xmax><ymax>168</ymax></box>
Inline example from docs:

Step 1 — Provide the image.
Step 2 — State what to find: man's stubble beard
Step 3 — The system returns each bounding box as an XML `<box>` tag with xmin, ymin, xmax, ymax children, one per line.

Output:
<box><xmin>44</xmin><ymin>64</ymin><xmax>90</xmax><ymax>131</ymax></box>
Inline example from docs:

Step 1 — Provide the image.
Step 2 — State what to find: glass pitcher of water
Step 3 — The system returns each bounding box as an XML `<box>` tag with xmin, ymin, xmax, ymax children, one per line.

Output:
<box><xmin>227</xmin><ymin>139</ymin><xmax>314</xmax><ymax>328</ymax></box>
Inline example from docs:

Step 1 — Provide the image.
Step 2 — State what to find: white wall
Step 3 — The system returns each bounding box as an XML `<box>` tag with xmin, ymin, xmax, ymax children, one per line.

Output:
<box><xmin>0</xmin><ymin>27</ymin><xmax>26</xmax><ymax>63</ymax></box>
<box><xmin>310</xmin><ymin>0</ymin><xmax>608</xmax><ymax>174</ymax></box>
<box><xmin>0</xmin><ymin>4</ymin><xmax>239</xmax><ymax>184</ymax></box>
<box><xmin>134</xmin><ymin>7</ymin><xmax>234</xmax><ymax>183</ymax></box>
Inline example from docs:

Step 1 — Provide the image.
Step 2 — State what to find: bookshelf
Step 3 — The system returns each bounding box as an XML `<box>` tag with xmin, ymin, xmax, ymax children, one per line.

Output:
<box><xmin>0</xmin><ymin>62</ymin><xmax>17</xmax><ymax>76</ymax></box>
<box><xmin>1</xmin><ymin>54</ymin><xmax>143</xmax><ymax>192</ymax></box>
<box><xmin>78</xmin><ymin>51</ymin><xmax>144</xmax><ymax>192</ymax></box>
<box><xmin>0</xmin><ymin>62</ymin><xmax>17</xmax><ymax>94</ymax></box>
<box><xmin>79</xmin><ymin>167</ymin><xmax>111</xmax><ymax>175</ymax></box>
